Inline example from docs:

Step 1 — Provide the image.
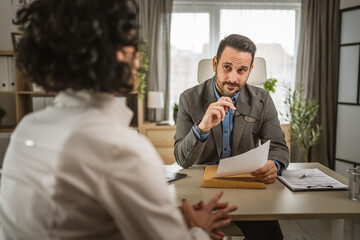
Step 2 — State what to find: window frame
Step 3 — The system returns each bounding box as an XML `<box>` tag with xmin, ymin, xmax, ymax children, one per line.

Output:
<box><xmin>172</xmin><ymin>1</ymin><xmax>301</xmax><ymax>57</ymax></box>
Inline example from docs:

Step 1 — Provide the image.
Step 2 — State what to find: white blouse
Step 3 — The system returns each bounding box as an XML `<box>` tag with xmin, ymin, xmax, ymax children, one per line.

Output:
<box><xmin>0</xmin><ymin>90</ymin><xmax>209</xmax><ymax>240</ymax></box>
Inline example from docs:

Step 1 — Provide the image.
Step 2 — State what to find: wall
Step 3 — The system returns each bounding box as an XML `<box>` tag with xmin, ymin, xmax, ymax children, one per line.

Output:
<box><xmin>335</xmin><ymin>0</ymin><xmax>360</xmax><ymax>177</ymax></box>
<box><xmin>341</xmin><ymin>0</ymin><xmax>360</xmax><ymax>9</ymax></box>
<box><xmin>0</xmin><ymin>0</ymin><xmax>19</xmax><ymax>51</ymax></box>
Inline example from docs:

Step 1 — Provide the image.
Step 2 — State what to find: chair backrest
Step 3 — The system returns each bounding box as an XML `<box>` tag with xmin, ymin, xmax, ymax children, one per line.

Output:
<box><xmin>197</xmin><ymin>57</ymin><xmax>267</xmax><ymax>86</ymax></box>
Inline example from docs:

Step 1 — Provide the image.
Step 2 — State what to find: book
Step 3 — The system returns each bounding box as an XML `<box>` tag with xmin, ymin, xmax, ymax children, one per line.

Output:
<box><xmin>277</xmin><ymin>168</ymin><xmax>348</xmax><ymax>192</ymax></box>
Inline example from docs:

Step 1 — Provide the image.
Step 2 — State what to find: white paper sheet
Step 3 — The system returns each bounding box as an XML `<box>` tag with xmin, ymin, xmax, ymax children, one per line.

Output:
<box><xmin>214</xmin><ymin>140</ymin><xmax>270</xmax><ymax>178</ymax></box>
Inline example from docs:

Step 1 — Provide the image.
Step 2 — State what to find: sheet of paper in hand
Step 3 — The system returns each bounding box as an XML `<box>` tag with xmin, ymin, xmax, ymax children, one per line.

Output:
<box><xmin>214</xmin><ymin>140</ymin><xmax>270</xmax><ymax>178</ymax></box>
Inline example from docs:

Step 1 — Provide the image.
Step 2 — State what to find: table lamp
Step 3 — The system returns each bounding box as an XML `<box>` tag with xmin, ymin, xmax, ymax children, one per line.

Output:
<box><xmin>147</xmin><ymin>91</ymin><xmax>164</xmax><ymax>122</ymax></box>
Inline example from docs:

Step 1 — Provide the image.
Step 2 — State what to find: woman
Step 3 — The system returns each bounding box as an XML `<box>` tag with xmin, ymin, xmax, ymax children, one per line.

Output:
<box><xmin>0</xmin><ymin>0</ymin><xmax>236</xmax><ymax>239</ymax></box>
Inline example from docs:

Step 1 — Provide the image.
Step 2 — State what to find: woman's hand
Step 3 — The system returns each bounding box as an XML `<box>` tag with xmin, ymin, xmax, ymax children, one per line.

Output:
<box><xmin>180</xmin><ymin>191</ymin><xmax>238</xmax><ymax>239</ymax></box>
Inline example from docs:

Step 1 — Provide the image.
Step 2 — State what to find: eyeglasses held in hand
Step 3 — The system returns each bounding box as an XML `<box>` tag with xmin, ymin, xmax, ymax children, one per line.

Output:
<box><xmin>230</xmin><ymin>109</ymin><xmax>258</xmax><ymax>123</ymax></box>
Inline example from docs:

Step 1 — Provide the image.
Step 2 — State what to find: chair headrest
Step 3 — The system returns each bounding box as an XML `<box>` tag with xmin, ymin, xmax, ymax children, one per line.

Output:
<box><xmin>197</xmin><ymin>57</ymin><xmax>267</xmax><ymax>86</ymax></box>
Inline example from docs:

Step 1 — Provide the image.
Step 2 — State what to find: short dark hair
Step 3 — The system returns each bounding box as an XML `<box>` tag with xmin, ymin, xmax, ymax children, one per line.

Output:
<box><xmin>16</xmin><ymin>0</ymin><xmax>139</xmax><ymax>94</ymax></box>
<box><xmin>216</xmin><ymin>34</ymin><xmax>257</xmax><ymax>65</ymax></box>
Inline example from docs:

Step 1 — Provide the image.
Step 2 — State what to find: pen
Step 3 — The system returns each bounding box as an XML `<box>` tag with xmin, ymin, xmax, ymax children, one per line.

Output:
<box><xmin>299</xmin><ymin>173</ymin><xmax>311</xmax><ymax>179</ymax></box>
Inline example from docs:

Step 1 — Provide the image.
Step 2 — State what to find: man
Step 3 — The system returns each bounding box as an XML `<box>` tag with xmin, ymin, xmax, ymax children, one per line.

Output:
<box><xmin>174</xmin><ymin>34</ymin><xmax>289</xmax><ymax>240</ymax></box>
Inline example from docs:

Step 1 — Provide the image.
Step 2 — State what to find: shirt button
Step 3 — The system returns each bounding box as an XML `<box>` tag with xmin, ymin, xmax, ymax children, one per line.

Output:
<box><xmin>224</xmin><ymin>148</ymin><xmax>228</xmax><ymax>151</ymax></box>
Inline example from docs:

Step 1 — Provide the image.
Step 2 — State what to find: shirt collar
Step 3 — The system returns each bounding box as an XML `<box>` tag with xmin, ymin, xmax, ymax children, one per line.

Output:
<box><xmin>54</xmin><ymin>89</ymin><xmax>133</xmax><ymax>126</ymax></box>
<box><xmin>212</xmin><ymin>77</ymin><xmax>240</xmax><ymax>104</ymax></box>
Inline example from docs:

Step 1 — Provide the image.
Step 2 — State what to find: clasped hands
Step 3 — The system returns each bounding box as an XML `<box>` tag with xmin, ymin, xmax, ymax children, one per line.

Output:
<box><xmin>198</xmin><ymin>97</ymin><xmax>279</xmax><ymax>184</ymax></box>
<box><xmin>178</xmin><ymin>191</ymin><xmax>238</xmax><ymax>240</ymax></box>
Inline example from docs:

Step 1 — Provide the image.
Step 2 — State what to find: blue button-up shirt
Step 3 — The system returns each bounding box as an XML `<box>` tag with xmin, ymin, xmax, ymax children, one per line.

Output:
<box><xmin>213</xmin><ymin>80</ymin><xmax>239</xmax><ymax>159</ymax></box>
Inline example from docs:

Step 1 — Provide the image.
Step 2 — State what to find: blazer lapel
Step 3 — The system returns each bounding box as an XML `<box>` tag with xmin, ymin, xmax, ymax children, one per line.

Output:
<box><xmin>232</xmin><ymin>99</ymin><xmax>251</xmax><ymax>153</ymax></box>
<box><xmin>203</xmin><ymin>79</ymin><xmax>222</xmax><ymax>158</ymax></box>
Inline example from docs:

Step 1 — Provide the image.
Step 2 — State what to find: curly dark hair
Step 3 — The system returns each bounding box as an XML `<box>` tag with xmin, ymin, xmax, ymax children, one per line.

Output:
<box><xmin>16</xmin><ymin>0</ymin><xmax>139</xmax><ymax>94</ymax></box>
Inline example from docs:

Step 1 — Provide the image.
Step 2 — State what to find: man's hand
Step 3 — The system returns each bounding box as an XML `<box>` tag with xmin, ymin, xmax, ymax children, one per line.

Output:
<box><xmin>251</xmin><ymin>160</ymin><xmax>278</xmax><ymax>184</ymax></box>
<box><xmin>198</xmin><ymin>97</ymin><xmax>236</xmax><ymax>132</ymax></box>
<box><xmin>180</xmin><ymin>191</ymin><xmax>238</xmax><ymax>239</ymax></box>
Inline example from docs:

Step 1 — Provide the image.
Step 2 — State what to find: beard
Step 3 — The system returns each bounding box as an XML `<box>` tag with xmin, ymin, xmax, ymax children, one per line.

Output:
<box><xmin>214</xmin><ymin>74</ymin><xmax>243</xmax><ymax>98</ymax></box>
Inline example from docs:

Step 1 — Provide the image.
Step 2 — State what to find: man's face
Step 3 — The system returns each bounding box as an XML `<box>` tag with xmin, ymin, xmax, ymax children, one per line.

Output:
<box><xmin>213</xmin><ymin>46</ymin><xmax>253</xmax><ymax>97</ymax></box>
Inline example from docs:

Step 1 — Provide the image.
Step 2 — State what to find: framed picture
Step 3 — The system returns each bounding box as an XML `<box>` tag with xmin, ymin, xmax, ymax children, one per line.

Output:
<box><xmin>11</xmin><ymin>32</ymin><xmax>23</xmax><ymax>52</ymax></box>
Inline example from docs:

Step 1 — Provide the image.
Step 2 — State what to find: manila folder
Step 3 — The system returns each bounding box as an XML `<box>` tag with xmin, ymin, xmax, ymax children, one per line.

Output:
<box><xmin>202</xmin><ymin>165</ymin><xmax>266</xmax><ymax>189</ymax></box>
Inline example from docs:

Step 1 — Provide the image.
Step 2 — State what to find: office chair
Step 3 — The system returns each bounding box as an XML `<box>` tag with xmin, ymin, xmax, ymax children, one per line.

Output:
<box><xmin>197</xmin><ymin>57</ymin><xmax>267</xmax><ymax>239</ymax></box>
<box><xmin>197</xmin><ymin>57</ymin><xmax>267</xmax><ymax>86</ymax></box>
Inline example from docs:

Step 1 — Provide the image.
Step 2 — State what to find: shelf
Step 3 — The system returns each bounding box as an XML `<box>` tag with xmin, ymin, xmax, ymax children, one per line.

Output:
<box><xmin>0</xmin><ymin>51</ymin><xmax>14</xmax><ymax>56</ymax></box>
<box><xmin>0</xmin><ymin>91</ymin><xmax>16</xmax><ymax>95</ymax></box>
<box><xmin>0</xmin><ymin>127</ymin><xmax>15</xmax><ymax>132</ymax></box>
<box><xmin>17</xmin><ymin>91</ymin><xmax>57</xmax><ymax>96</ymax></box>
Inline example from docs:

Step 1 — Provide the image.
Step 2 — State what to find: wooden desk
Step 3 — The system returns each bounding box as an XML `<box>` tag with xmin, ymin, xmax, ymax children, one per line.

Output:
<box><xmin>166</xmin><ymin>163</ymin><xmax>360</xmax><ymax>240</ymax></box>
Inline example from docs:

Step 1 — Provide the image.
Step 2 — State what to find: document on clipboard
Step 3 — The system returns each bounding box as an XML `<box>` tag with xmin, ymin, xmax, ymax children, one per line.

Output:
<box><xmin>277</xmin><ymin>168</ymin><xmax>348</xmax><ymax>192</ymax></box>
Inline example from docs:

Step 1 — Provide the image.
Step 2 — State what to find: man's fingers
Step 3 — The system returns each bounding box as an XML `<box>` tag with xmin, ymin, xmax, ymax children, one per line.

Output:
<box><xmin>216</xmin><ymin>97</ymin><xmax>236</xmax><ymax>110</ymax></box>
<box><xmin>252</xmin><ymin>160</ymin><xmax>276</xmax><ymax>175</ymax></box>
<box><xmin>256</xmin><ymin>167</ymin><xmax>277</xmax><ymax>177</ymax></box>
<box><xmin>209</xmin><ymin>106</ymin><xmax>226</xmax><ymax>120</ymax></box>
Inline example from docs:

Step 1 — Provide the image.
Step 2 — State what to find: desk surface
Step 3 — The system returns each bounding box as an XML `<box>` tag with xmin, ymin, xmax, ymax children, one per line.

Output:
<box><xmin>166</xmin><ymin>163</ymin><xmax>360</xmax><ymax>221</ymax></box>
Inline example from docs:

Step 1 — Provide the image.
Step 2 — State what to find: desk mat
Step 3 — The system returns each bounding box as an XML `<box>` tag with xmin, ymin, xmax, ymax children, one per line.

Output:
<box><xmin>202</xmin><ymin>165</ymin><xmax>266</xmax><ymax>189</ymax></box>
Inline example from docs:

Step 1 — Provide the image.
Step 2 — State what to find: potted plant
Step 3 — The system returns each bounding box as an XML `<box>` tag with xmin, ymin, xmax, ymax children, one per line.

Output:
<box><xmin>0</xmin><ymin>106</ymin><xmax>6</xmax><ymax>127</ymax></box>
<box><xmin>173</xmin><ymin>102</ymin><xmax>178</xmax><ymax>124</ymax></box>
<box><xmin>282</xmin><ymin>84</ymin><xmax>322</xmax><ymax>162</ymax></box>
<box><xmin>135</xmin><ymin>38</ymin><xmax>149</xmax><ymax>99</ymax></box>
<box><xmin>263</xmin><ymin>78</ymin><xmax>277</xmax><ymax>93</ymax></box>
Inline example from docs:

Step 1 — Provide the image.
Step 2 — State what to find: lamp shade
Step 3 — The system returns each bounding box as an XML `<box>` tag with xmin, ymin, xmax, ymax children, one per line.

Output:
<box><xmin>147</xmin><ymin>91</ymin><xmax>164</xmax><ymax>109</ymax></box>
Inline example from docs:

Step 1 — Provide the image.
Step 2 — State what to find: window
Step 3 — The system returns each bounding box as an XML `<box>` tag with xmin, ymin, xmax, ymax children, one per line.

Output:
<box><xmin>170</xmin><ymin>13</ymin><xmax>210</xmax><ymax>108</ymax></box>
<box><xmin>169</xmin><ymin>1</ymin><xmax>301</xmax><ymax>122</ymax></box>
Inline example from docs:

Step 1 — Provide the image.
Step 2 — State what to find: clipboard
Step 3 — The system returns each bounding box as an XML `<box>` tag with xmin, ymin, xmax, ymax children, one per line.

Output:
<box><xmin>277</xmin><ymin>168</ymin><xmax>349</xmax><ymax>192</ymax></box>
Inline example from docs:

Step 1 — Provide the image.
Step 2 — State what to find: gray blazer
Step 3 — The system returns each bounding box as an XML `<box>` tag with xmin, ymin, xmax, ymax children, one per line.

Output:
<box><xmin>174</xmin><ymin>78</ymin><xmax>289</xmax><ymax>172</ymax></box>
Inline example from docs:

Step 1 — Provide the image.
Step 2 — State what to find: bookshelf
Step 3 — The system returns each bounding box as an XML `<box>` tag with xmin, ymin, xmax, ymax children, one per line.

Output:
<box><xmin>0</xmin><ymin>51</ymin><xmax>16</xmax><ymax>132</ymax></box>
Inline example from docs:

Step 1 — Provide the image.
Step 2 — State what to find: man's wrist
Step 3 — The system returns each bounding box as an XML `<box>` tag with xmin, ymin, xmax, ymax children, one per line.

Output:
<box><xmin>195</xmin><ymin>120</ymin><xmax>210</xmax><ymax>135</ymax></box>
<box><xmin>271</xmin><ymin>160</ymin><xmax>282</xmax><ymax>174</ymax></box>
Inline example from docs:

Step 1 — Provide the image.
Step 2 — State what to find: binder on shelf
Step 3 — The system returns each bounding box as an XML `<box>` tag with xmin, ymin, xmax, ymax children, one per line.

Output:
<box><xmin>0</xmin><ymin>56</ymin><xmax>9</xmax><ymax>92</ymax></box>
<box><xmin>277</xmin><ymin>168</ymin><xmax>349</xmax><ymax>192</ymax></box>
<box><xmin>7</xmin><ymin>56</ymin><xmax>15</xmax><ymax>91</ymax></box>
